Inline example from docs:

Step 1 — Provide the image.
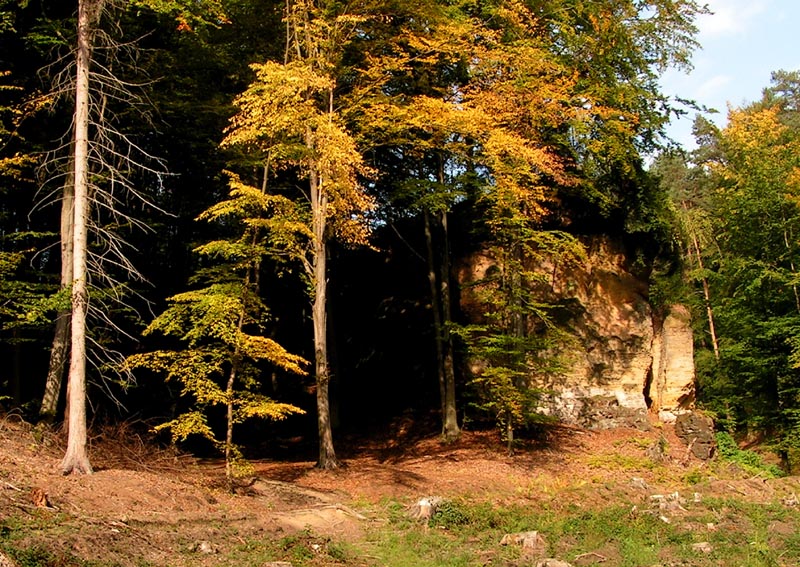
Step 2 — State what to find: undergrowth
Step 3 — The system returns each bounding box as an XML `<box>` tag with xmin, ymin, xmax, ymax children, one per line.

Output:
<box><xmin>5</xmin><ymin>485</ymin><xmax>800</xmax><ymax>567</ymax></box>
<box><xmin>715</xmin><ymin>431</ymin><xmax>785</xmax><ymax>478</ymax></box>
<box><xmin>364</xmin><ymin>490</ymin><xmax>800</xmax><ymax>567</ymax></box>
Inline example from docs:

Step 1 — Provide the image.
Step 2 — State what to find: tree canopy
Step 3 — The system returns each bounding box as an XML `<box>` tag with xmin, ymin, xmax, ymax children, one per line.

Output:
<box><xmin>8</xmin><ymin>0</ymin><xmax>779</xmax><ymax>470</ymax></box>
<box><xmin>655</xmin><ymin>70</ymin><xmax>800</xmax><ymax>463</ymax></box>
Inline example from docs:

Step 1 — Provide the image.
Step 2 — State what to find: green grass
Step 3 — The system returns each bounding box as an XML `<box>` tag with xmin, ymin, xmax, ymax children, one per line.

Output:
<box><xmin>715</xmin><ymin>432</ymin><xmax>785</xmax><ymax>478</ymax></box>
<box><xmin>359</xmin><ymin>492</ymin><xmax>800</xmax><ymax>567</ymax></box>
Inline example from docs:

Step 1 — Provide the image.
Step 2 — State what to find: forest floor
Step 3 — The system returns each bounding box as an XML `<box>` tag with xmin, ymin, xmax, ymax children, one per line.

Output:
<box><xmin>1</xmin><ymin>412</ymin><xmax>800</xmax><ymax>567</ymax></box>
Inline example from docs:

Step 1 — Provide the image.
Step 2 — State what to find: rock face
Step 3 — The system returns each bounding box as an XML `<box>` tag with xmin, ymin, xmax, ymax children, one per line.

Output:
<box><xmin>459</xmin><ymin>236</ymin><xmax>696</xmax><ymax>429</ymax></box>
<box><xmin>674</xmin><ymin>412</ymin><xmax>716</xmax><ymax>459</ymax></box>
<box><xmin>651</xmin><ymin>305</ymin><xmax>696</xmax><ymax>422</ymax></box>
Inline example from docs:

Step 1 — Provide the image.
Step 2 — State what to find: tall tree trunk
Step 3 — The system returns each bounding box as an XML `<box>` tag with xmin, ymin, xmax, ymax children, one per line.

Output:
<box><xmin>682</xmin><ymin>202</ymin><xmax>720</xmax><ymax>360</ymax></box>
<box><xmin>310</xmin><ymin>164</ymin><xmax>338</xmax><ymax>470</ymax></box>
<box><xmin>12</xmin><ymin>331</ymin><xmax>22</xmax><ymax>404</ymax></box>
<box><xmin>61</xmin><ymin>0</ymin><xmax>101</xmax><ymax>475</ymax></box>
<box><xmin>439</xmin><ymin>207</ymin><xmax>459</xmax><ymax>442</ymax></box>
<box><xmin>506</xmin><ymin>416</ymin><xmax>514</xmax><ymax>457</ymax></box>
<box><xmin>437</xmin><ymin>157</ymin><xmax>459</xmax><ymax>442</ymax></box>
<box><xmin>225</xmin><ymin>360</ymin><xmax>238</xmax><ymax>486</ymax></box>
<box><xmin>225</xmin><ymin>306</ymin><xmax>247</xmax><ymax>489</ymax></box>
<box><xmin>506</xmin><ymin>243</ymin><xmax>526</xmax><ymax>455</ymax></box>
<box><xmin>423</xmin><ymin>203</ymin><xmax>460</xmax><ymax>440</ymax></box>
<box><xmin>423</xmin><ymin>209</ymin><xmax>447</xmax><ymax>423</ymax></box>
<box><xmin>40</xmin><ymin>178</ymin><xmax>74</xmax><ymax>421</ymax></box>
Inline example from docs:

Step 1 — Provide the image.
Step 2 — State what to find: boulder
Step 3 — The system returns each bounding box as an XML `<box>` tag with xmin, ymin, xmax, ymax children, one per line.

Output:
<box><xmin>674</xmin><ymin>412</ymin><xmax>716</xmax><ymax>459</ymax></box>
<box><xmin>500</xmin><ymin>530</ymin><xmax>547</xmax><ymax>557</ymax></box>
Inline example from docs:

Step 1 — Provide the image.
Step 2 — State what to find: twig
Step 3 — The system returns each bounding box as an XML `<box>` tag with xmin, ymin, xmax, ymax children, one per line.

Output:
<box><xmin>2</xmin><ymin>481</ymin><xmax>22</xmax><ymax>491</ymax></box>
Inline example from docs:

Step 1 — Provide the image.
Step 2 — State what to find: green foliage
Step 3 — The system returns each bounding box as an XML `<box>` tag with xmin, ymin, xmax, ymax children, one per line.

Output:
<box><xmin>0</xmin><ymin>61</ymin><xmax>53</xmax><ymax>341</ymax></box>
<box><xmin>128</xmin><ymin>174</ymin><xmax>307</xmax><ymax>479</ymax></box>
<box><xmin>656</xmin><ymin>72</ymin><xmax>800</xmax><ymax>452</ymax></box>
<box><xmin>370</xmin><ymin>489</ymin><xmax>800</xmax><ymax>567</ymax></box>
<box><xmin>0</xmin><ymin>238</ymin><xmax>57</xmax><ymax>334</ymax></box>
<box><xmin>459</xmin><ymin>231</ymin><xmax>581</xmax><ymax>447</ymax></box>
<box><xmin>129</xmin><ymin>0</ymin><xmax>228</xmax><ymax>30</ymax></box>
<box><xmin>428</xmin><ymin>500</ymin><xmax>470</xmax><ymax>529</ymax></box>
<box><xmin>714</xmin><ymin>432</ymin><xmax>785</xmax><ymax>479</ymax></box>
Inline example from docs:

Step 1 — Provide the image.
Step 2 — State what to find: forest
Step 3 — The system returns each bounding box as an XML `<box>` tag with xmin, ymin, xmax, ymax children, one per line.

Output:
<box><xmin>1</xmin><ymin>0</ymin><xmax>799</xmax><ymax>479</ymax></box>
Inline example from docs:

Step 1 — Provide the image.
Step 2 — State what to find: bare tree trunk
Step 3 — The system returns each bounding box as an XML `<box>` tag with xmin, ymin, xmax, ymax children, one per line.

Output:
<box><xmin>439</xmin><ymin>208</ymin><xmax>459</xmax><ymax>442</ymax></box>
<box><xmin>682</xmin><ymin>202</ymin><xmax>720</xmax><ymax>361</ymax></box>
<box><xmin>437</xmin><ymin>157</ymin><xmax>459</xmax><ymax>441</ymax></box>
<box><xmin>310</xmin><ymin>164</ymin><xmax>338</xmax><ymax>470</ymax></box>
<box><xmin>225</xmin><ymin>361</ymin><xmax>237</xmax><ymax>485</ymax></box>
<box><xmin>40</xmin><ymin>179</ymin><xmax>74</xmax><ymax>421</ymax></box>
<box><xmin>12</xmin><ymin>331</ymin><xmax>22</xmax><ymax>404</ymax></box>
<box><xmin>506</xmin><ymin>417</ymin><xmax>514</xmax><ymax>457</ymax></box>
<box><xmin>423</xmin><ymin>209</ymin><xmax>447</xmax><ymax>422</ymax></box>
<box><xmin>423</xmin><ymin>207</ymin><xmax>460</xmax><ymax>440</ymax></box>
<box><xmin>61</xmin><ymin>0</ymin><xmax>102</xmax><ymax>476</ymax></box>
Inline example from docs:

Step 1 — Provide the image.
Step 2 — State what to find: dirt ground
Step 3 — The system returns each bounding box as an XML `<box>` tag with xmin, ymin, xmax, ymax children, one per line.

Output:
<box><xmin>1</xmin><ymin>412</ymin><xmax>798</xmax><ymax>566</ymax></box>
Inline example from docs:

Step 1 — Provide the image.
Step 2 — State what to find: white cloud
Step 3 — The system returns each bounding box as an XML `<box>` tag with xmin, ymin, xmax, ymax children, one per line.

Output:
<box><xmin>695</xmin><ymin>74</ymin><xmax>732</xmax><ymax>102</ymax></box>
<box><xmin>697</xmin><ymin>0</ymin><xmax>767</xmax><ymax>38</ymax></box>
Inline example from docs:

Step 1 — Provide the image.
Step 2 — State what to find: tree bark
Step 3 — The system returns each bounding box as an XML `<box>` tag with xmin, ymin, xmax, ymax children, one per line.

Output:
<box><xmin>439</xmin><ymin>208</ymin><xmax>459</xmax><ymax>442</ymax></box>
<box><xmin>506</xmin><ymin>417</ymin><xmax>514</xmax><ymax>457</ymax></box>
<box><xmin>225</xmin><ymin>361</ymin><xmax>237</xmax><ymax>484</ymax></box>
<box><xmin>423</xmin><ymin>205</ymin><xmax>460</xmax><ymax>441</ymax></box>
<box><xmin>423</xmin><ymin>209</ymin><xmax>447</xmax><ymax>423</ymax></box>
<box><xmin>310</xmin><ymin>164</ymin><xmax>338</xmax><ymax>470</ymax></box>
<box><xmin>40</xmin><ymin>178</ymin><xmax>74</xmax><ymax>421</ymax></box>
<box><xmin>437</xmin><ymin>157</ymin><xmax>459</xmax><ymax>442</ymax></box>
<box><xmin>61</xmin><ymin>0</ymin><xmax>101</xmax><ymax>476</ymax></box>
<box><xmin>682</xmin><ymin>202</ymin><xmax>720</xmax><ymax>361</ymax></box>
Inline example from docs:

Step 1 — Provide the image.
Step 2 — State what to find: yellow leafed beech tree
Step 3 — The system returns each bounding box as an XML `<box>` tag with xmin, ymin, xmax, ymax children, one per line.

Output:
<box><xmin>222</xmin><ymin>0</ymin><xmax>376</xmax><ymax>469</ymax></box>
<box><xmin>127</xmin><ymin>172</ymin><xmax>308</xmax><ymax>485</ymax></box>
<box><xmin>351</xmin><ymin>0</ymin><xmax>581</xmax><ymax>444</ymax></box>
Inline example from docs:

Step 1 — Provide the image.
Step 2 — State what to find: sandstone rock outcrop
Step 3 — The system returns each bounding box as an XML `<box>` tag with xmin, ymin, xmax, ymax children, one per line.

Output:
<box><xmin>459</xmin><ymin>236</ymin><xmax>696</xmax><ymax>429</ymax></box>
<box><xmin>651</xmin><ymin>305</ymin><xmax>696</xmax><ymax>422</ymax></box>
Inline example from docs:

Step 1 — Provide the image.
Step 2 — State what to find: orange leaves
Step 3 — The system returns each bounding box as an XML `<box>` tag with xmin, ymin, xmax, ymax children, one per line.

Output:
<box><xmin>311</xmin><ymin>119</ymin><xmax>376</xmax><ymax>246</ymax></box>
<box><xmin>482</xmin><ymin>129</ymin><xmax>561</xmax><ymax>222</ymax></box>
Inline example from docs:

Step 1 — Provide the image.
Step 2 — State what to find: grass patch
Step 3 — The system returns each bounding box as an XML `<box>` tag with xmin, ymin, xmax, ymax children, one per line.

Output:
<box><xmin>585</xmin><ymin>453</ymin><xmax>658</xmax><ymax>471</ymax></box>
<box><xmin>361</xmin><ymin>492</ymin><xmax>800</xmax><ymax>567</ymax></box>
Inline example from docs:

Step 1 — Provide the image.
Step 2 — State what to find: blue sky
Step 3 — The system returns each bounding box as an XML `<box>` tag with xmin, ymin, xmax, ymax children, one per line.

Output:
<box><xmin>659</xmin><ymin>0</ymin><xmax>800</xmax><ymax>149</ymax></box>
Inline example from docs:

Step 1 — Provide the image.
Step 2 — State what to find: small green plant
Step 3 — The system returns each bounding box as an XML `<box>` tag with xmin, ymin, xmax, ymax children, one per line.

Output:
<box><xmin>326</xmin><ymin>541</ymin><xmax>349</xmax><ymax>561</ymax></box>
<box><xmin>614</xmin><ymin>435</ymin><xmax>652</xmax><ymax>450</ymax></box>
<box><xmin>715</xmin><ymin>431</ymin><xmax>785</xmax><ymax>478</ymax></box>
<box><xmin>683</xmin><ymin>467</ymin><xmax>707</xmax><ymax>485</ymax></box>
<box><xmin>429</xmin><ymin>500</ymin><xmax>470</xmax><ymax>529</ymax></box>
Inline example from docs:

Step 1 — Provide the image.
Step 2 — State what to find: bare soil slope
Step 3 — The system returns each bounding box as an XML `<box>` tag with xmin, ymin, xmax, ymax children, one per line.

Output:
<box><xmin>1</xmin><ymin>413</ymin><xmax>798</xmax><ymax>566</ymax></box>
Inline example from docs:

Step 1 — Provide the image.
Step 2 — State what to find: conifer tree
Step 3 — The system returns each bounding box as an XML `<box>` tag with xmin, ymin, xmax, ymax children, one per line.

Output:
<box><xmin>50</xmin><ymin>0</ymin><xmax>226</xmax><ymax>474</ymax></box>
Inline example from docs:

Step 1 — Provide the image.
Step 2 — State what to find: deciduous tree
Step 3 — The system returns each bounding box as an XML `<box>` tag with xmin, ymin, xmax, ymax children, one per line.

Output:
<box><xmin>127</xmin><ymin>172</ymin><xmax>307</xmax><ymax>486</ymax></box>
<box><xmin>222</xmin><ymin>0</ymin><xmax>376</xmax><ymax>469</ymax></box>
